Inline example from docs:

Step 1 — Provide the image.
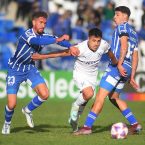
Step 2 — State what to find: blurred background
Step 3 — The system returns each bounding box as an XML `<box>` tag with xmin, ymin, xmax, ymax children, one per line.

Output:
<box><xmin>0</xmin><ymin>0</ymin><xmax>145</xmax><ymax>99</ymax></box>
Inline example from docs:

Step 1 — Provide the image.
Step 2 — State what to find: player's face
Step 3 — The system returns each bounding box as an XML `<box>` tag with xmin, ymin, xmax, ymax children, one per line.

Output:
<box><xmin>113</xmin><ymin>11</ymin><xmax>126</xmax><ymax>25</ymax></box>
<box><xmin>32</xmin><ymin>17</ymin><xmax>47</xmax><ymax>34</ymax></box>
<box><xmin>88</xmin><ymin>36</ymin><xmax>101</xmax><ymax>52</ymax></box>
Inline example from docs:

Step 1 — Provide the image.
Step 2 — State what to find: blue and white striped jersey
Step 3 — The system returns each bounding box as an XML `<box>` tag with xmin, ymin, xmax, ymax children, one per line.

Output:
<box><xmin>8</xmin><ymin>28</ymin><xmax>71</xmax><ymax>72</ymax></box>
<box><xmin>111</xmin><ymin>22</ymin><xmax>138</xmax><ymax>66</ymax></box>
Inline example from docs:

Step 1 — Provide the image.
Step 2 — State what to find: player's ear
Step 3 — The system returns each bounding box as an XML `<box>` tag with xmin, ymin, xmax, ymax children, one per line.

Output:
<box><xmin>32</xmin><ymin>20</ymin><xmax>35</xmax><ymax>26</ymax></box>
<box><xmin>123</xmin><ymin>13</ymin><xmax>128</xmax><ymax>20</ymax></box>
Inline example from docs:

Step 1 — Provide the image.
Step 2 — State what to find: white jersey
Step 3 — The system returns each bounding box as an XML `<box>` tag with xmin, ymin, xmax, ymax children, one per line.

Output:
<box><xmin>74</xmin><ymin>39</ymin><xmax>110</xmax><ymax>76</ymax></box>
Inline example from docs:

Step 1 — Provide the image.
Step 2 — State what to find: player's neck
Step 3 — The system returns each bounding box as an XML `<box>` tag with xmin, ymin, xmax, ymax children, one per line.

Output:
<box><xmin>32</xmin><ymin>28</ymin><xmax>43</xmax><ymax>35</ymax></box>
<box><xmin>117</xmin><ymin>21</ymin><xmax>127</xmax><ymax>26</ymax></box>
<box><xmin>87</xmin><ymin>42</ymin><xmax>97</xmax><ymax>52</ymax></box>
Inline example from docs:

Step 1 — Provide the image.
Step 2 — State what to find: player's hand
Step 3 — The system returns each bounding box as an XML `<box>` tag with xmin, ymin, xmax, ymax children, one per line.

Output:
<box><xmin>56</xmin><ymin>34</ymin><xmax>70</xmax><ymax>42</ymax></box>
<box><xmin>129</xmin><ymin>77</ymin><xmax>139</xmax><ymax>90</ymax></box>
<box><xmin>117</xmin><ymin>64</ymin><xmax>127</xmax><ymax>77</ymax></box>
<box><xmin>70</xmin><ymin>46</ymin><xmax>80</xmax><ymax>56</ymax></box>
<box><xmin>31</xmin><ymin>53</ymin><xmax>41</xmax><ymax>60</ymax></box>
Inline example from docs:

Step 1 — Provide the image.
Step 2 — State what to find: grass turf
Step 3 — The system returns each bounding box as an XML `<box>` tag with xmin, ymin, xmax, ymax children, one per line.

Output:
<box><xmin>0</xmin><ymin>98</ymin><xmax>145</xmax><ymax>145</ymax></box>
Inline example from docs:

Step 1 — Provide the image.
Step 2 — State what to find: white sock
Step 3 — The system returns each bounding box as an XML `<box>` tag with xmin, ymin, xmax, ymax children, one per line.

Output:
<box><xmin>74</xmin><ymin>93</ymin><xmax>87</xmax><ymax>106</ymax></box>
<box><xmin>24</xmin><ymin>106</ymin><xmax>31</xmax><ymax>113</ymax></box>
<box><xmin>5</xmin><ymin>120</ymin><xmax>11</xmax><ymax>124</ymax></box>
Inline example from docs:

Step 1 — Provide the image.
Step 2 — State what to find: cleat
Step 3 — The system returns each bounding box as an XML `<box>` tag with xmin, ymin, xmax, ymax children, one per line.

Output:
<box><xmin>22</xmin><ymin>108</ymin><xmax>34</xmax><ymax>128</ymax></box>
<box><xmin>128</xmin><ymin>123</ymin><xmax>142</xmax><ymax>135</ymax></box>
<box><xmin>2</xmin><ymin>122</ymin><xmax>11</xmax><ymax>135</ymax></box>
<box><xmin>73</xmin><ymin>126</ymin><xmax>92</xmax><ymax>135</ymax></box>
<box><xmin>70</xmin><ymin>103</ymin><xmax>79</xmax><ymax>121</ymax></box>
<box><xmin>69</xmin><ymin>103</ymin><xmax>79</xmax><ymax>132</ymax></box>
<box><xmin>69</xmin><ymin>118</ymin><xmax>78</xmax><ymax>132</ymax></box>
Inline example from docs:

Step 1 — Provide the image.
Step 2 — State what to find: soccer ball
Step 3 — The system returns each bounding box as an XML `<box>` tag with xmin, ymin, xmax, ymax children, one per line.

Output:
<box><xmin>111</xmin><ymin>122</ymin><xmax>128</xmax><ymax>139</ymax></box>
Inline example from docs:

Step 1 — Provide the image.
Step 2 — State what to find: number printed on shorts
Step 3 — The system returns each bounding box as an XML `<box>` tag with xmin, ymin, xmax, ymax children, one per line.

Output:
<box><xmin>7</xmin><ymin>76</ymin><xmax>15</xmax><ymax>86</ymax></box>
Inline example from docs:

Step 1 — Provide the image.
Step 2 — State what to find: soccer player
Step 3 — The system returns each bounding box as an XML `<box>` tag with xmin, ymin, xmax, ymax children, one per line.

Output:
<box><xmin>32</xmin><ymin>27</ymin><xmax>118</xmax><ymax>132</ymax></box>
<box><xmin>74</xmin><ymin>6</ymin><xmax>142</xmax><ymax>135</ymax></box>
<box><xmin>1</xmin><ymin>11</ymin><xmax>72</xmax><ymax>135</ymax></box>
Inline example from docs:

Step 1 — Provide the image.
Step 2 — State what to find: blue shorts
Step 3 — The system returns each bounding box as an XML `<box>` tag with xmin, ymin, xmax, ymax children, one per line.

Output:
<box><xmin>6</xmin><ymin>66</ymin><xmax>45</xmax><ymax>94</ymax></box>
<box><xmin>100</xmin><ymin>63</ymin><xmax>132</xmax><ymax>93</ymax></box>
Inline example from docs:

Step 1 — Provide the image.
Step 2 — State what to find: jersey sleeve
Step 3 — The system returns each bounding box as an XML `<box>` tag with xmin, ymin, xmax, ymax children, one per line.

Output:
<box><xmin>21</xmin><ymin>30</ymin><xmax>56</xmax><ymax>45</ymax></box>
<box><xmin>23</xmin><ymin>30</ymin><xmax>72</xmax><ymax>48</ymax></box>
<box><xmin>57</xmin><ymin>40</ymin><xmax>72</xmax><ymax>48</ymax></box>
<box><xmin>117</xmin><ymin>24</ymin><xmax>129</xmax><ymax>37</ymax></box>
<box><xmin>27</xmin><ymin>34</ymin><xmax>56</xmax><ymax>45</ymax></box>
<box><xmin>74</xmin><ymin>41</ymin><xmax>85</xmax><ymax>56</ymax></box>
<box><xmin>102</xmin><ymin>40</ymin><xmax>111</xmax><ymax>53</ymax></box>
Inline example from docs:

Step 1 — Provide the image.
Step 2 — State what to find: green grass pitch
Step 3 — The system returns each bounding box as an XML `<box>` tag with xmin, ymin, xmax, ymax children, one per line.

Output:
<box><xmin>0</xmin><ymin>98</ymin><xmax>145</xmax><ymax>145</ymax></box>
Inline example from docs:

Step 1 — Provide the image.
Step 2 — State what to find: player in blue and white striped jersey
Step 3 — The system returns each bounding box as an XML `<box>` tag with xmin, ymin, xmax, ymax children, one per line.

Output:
<box><xmin>2</xmin><ymin>11</ymin><xmax>72</xmax><ymax>135</ymax></box>
<box><xmin>75</xmin><ymin>6</ymin><xmax>142</xmax><ymax>135</ymax></box>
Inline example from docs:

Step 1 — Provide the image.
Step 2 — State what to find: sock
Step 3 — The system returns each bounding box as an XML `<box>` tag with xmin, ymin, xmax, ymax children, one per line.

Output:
<box><xmin>122</xmin><ymin>108</ymin><xmax>138</xmax><ymax>125</ymax></box>
<box><xmin>25</xmin><ymin>96</ymin><xmax>46</xmax><ymax>113</ymax></box>
<box><xmin>73</xmin><ymin>93</ymin><xmax>87</xmax><ymax>117</ymax></box>
<box><xmin>5</xmin><ymin>105</ymin><xmax>14</xmax><ymax>123</ymax></box>
<box><xmin>74</xmin><ymin>92</ymin><xmax>87</xmax><ymax>106</ymax></box>
<box><xmin>84</xmin><ymin>111</ymin><xmax>98</xmax><ymax>128</ymax></box>
<box><xmin>78</xmin><ymin>101</ymin><xmax>88</xmax><ymax>116</ymax></box>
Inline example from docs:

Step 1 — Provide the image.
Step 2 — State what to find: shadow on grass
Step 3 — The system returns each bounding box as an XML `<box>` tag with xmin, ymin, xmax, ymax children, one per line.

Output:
<box><xmin>11</xmin><ymin>124</ymin><xmax>70</xmax><ymax>134</ymax></box>
<box><xmin>92</xmin><ymin>124</ymin><xmax>112</xmax><ymax>133</ymax></box>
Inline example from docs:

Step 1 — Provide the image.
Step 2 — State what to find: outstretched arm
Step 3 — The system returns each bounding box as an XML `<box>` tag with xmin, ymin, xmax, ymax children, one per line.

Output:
<box><xmin>27</xmin><ymin>34</ymin><xmax>70</xmax><ymax>46</ymax></box>
<box><xmin>107</xmin><ymin>50</ymin><xmax>118</xmax><ymax>65</ymax></box>
<box><xmin>56</xmin><ymin>35</ymin><xmax>72</xmax><ymax>48</ymax></box>
<box><xmin>32</xmin><ymin>49</ymin><xmax>71</xmax><ymax>60</ymax></box>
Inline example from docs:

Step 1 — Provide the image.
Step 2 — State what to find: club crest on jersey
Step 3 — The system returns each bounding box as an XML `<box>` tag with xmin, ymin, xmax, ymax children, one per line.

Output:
<box><xmin>7</xmin><ymin>76</ymin><xmax>15</xmax><ymax>86</ymax></box>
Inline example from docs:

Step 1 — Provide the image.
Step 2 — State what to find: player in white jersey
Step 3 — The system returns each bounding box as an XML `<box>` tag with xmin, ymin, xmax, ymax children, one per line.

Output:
<box><xmin>74</xmin><ymin>6</ymin><xmax>142</xmax><ymax>136</ymax></box>
<box><xmin>32</xmin><ymin>28</ymin><xmax>118</xmax><ymax>132</ymax></box>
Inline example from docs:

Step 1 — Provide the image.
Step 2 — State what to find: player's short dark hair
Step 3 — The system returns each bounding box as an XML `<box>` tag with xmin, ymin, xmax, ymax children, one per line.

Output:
<box><xmin>115</xmin><ymin>6</ymin><xmax>131</xmax><ymax>17</ymax></box>
<box><xmin>88</xmin><ymin>28</ymin><xmax>102</xmax><ymax>38</ymax></box>
<box><xmin>32</xmin><ymin>11</ymin><xmax>48</xmax><ymax>20</ymax></box>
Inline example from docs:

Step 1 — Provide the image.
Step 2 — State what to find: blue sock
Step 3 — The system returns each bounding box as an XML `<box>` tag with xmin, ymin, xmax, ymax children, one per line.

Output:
<box><xmin>26</xmin><ymin>96</ymin><xmax>46</xmax><ymax>112</ymax></box>
<box><xmin>122</xmin><ymin>108</ymin><xmax>137</xmax><ymax>125</ymax></box>
<box><xmin>5</xmin><ymin>105</ymin><xmax>14</xmax><ymax>123</ymax></box>
<box><xmin>84</xmin><ymin>111</ymin><xmax>98</xmax><ymax>128</ymax></box>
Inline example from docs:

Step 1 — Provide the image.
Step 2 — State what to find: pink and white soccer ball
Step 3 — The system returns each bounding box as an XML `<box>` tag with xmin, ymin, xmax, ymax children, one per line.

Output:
<box><xmin>111</xmin><ymin>122</ymin><xmax>128</xmax><ymax>139</ymax></box>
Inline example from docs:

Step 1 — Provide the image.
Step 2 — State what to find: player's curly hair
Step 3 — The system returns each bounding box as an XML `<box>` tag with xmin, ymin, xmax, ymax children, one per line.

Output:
<box><xmin>115</xmin><ymin>6</ymin><xmax>131</xmax><ymax>17</ymax></box>
<box><xmin>32</xmin><ymin>11</ymin><xmax>48</xmax><ymax>20</ymax></box>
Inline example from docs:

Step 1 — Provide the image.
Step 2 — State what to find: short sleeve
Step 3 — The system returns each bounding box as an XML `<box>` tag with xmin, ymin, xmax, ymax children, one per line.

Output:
<box><xmin>102</xmin><ymin>40</ymin><xmax>111</xmax><ymax>53</ymax></box>
<box><xmin>117</xmin><ymin>24</ymin><xmax>129</xmax><ymax>37</ymax></box>
<box><xmin>74</xmin><ymin>41</ymin><xmax>86</xmax><ymax>56</ymax></box>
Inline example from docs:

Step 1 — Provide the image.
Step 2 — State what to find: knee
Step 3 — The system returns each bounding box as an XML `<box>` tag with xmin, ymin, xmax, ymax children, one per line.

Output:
<box><xmin>39</xmin><ymin>89</ymin><xmax>49</xmax><ymax>100</ymax></box>
<box><xmin>83</xmin><ymin>91</ymin><xmax>94</xmax><ymax>100</ymax></box>
<box><xmin>7</xmin><ymin>103</ymin><xmax>16</xmax><ymax>110</ymax></box>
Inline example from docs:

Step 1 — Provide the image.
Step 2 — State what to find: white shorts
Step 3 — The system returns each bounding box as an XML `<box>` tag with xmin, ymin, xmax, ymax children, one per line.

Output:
<box><xmin>73</xmin><ymin>70</ymin><xmax>98</xmax><ymax>91</ymax></box>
